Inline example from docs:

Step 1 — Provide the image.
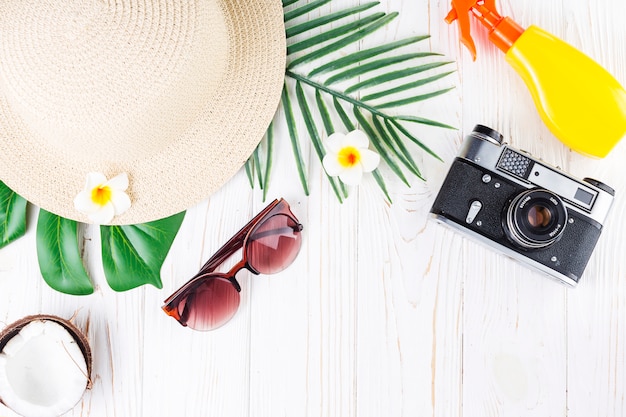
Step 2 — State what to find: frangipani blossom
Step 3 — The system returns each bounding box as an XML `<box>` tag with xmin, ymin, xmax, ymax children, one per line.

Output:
<box><xmin>322</xmin><ymin>129</ymin><xmax>380</xmax><ymax>185</ymax></box>
<box><xmin>74</xmin><ymin>172</ymin><xmax>131</xmax><ymax>224</ymax></box>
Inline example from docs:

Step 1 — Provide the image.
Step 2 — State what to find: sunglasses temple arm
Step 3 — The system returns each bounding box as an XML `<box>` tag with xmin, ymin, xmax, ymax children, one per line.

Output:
<box><xmin>196</xmin><ymin>200</ymin><xmax>282</xmax><ymax>275</ymax></box>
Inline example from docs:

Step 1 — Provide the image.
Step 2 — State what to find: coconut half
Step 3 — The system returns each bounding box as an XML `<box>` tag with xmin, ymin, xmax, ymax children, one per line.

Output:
<box><xmin>0</xmin><ymin>315</ymin><xmax>92</xmax><ymax>417</ymax></box>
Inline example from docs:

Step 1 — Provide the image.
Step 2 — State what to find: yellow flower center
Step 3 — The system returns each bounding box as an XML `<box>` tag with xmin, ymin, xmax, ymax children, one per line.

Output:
<box><xmin>337</xmin><ymin>146</ymin><xmax>361</xmax><ymax>168</ymax></box>
<box><xmin>91</xmin><ymin>185</ymin><xmax>112</xmax><ymax>206</ymax></box>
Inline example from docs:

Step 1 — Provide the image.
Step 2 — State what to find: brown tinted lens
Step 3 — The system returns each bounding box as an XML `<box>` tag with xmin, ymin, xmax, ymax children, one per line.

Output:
<box><xmin>176</xmin><ymin>276</ymin><xmax>240</xmax><ymax>331</ymax></box>
<box><xmin>247</xmin><ymin>214</ymin><xmax>302</xmax><ymax>274</ymax></box>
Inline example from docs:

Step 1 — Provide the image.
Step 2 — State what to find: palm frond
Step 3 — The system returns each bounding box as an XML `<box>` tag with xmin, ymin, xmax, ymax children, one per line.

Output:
<box><xmin>281</xmin><ymin>83</ymin><xmax>310</xmax><ymax>196</ymax></box>
<box><xmin>361</xmin><ymin>71</ymin><xmax>455</xmax><ymax>101</ymax></box>
<box><xmin>295</xmin><ymin>81</ymin><xmax>345</xmax><ymax>202</ymax></box>
<box><xmin>262</xmin><ymin>122</ymin><xmax>275</xmax><ymax>202</ymax></box>
<box><xmin>344</xmin><ymin>61</ymin><xmax>454</xmax><ymax>94</ymax></box>
<box><xmin>283</xmin><ymin>0</ymin><xmax>332</xmax><ymax>22</ymax></box>
<box><xmin>282</xmin><ymin>0</ymin><xmax>300</xmax><ymax>7</ymax></box>
<box><xmin>287</xmin><ymin>12</ymin><xmax>385</xmax><ymax>55</ymax></box>
<box><xmin>286</xmin><ymin>2</ymin><xmax>379</xmax><ymax>38</ymax></box>
<box><xmin>325</xmin><ymin>53</ymin><xmax>442</xmax><ymax>86</ymax></box>
<box><xmin>288</xmin><ymin>12</ymin><xmax>398</xmax><ymax>69</ymax></box>
<box><xmin>308</xmin><ymin>36</ymin><xmax>430</xmax><ymax>77</ymax></box>
<box><xmin>249</xmin><ymin>0</ymin><xmax>456</xmax><ymax>202</ymax></box>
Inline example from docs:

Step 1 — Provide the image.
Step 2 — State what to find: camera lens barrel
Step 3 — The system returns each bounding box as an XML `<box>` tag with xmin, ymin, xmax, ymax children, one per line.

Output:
<box><xmin>505</xmin><ymin>189</ymin><xmax>568</xmax><ymax>249</ymax></box>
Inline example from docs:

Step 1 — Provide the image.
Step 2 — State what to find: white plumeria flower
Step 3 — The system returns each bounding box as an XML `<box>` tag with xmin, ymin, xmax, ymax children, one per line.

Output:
<box><xmin>73</xmin><ymin>172</ymin><xmax>131</xmax><ymax>224</ymax></box>
<box><xmin>322</xmin><ymin>129</ymin><xmax>380</xmax><ymax>185</ymax></box>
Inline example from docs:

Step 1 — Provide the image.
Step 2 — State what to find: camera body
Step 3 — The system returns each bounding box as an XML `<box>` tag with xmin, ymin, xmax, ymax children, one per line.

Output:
<box><xmin>430</xmin><ymin>125</ymin><xmax>615</xmax><ymax>286</ymax></box>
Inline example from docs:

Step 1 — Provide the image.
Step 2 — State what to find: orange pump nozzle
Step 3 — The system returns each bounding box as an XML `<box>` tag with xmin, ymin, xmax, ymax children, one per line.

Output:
<box><xmin>445</xmin><ymin>0</ymin><xmax>524</xmax><ymax>60</ymax></box>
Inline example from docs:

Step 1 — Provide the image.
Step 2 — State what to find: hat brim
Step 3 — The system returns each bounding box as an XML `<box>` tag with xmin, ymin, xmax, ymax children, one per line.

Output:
<box><xmin>0</xmin><ymin>0</ymin><xmax>286</xmax><ymax>224</ymax></box>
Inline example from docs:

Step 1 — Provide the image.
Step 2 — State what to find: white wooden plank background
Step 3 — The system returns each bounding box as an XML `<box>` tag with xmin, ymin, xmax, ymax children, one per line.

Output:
<box><xmin>2</xmin><ymin>0</ymin><xmax>626</xmax><ymax>416</ymax></box>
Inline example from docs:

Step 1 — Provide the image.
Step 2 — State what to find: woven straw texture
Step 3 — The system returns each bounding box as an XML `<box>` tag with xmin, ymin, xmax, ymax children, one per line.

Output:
<box><xmin>0</xmin><ymin>0</ymin><xmax>286</xmax><ymax>224</ymax></box>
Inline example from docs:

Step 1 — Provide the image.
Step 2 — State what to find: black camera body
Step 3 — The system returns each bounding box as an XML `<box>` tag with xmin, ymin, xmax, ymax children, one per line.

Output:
<box><xmin>430</xmin><ymin>125</ymin><xmax>615</xmax><ymax>286</ymax></box>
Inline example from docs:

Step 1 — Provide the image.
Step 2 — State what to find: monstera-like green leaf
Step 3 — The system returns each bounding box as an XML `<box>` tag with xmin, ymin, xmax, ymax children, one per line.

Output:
<box><xmin>36</xmin><ymin>209</ymin><xmax>94</xmax><ymax>295</ymax></box>
<box><xmin>100</xmin><ymin>212</ymin><xmax>186</xmax><ymax>292</ymax></box>
<box><xmin>0</xmin><ymin>181</ymin><xmax>28</xmax><ymax>249</ymax></box>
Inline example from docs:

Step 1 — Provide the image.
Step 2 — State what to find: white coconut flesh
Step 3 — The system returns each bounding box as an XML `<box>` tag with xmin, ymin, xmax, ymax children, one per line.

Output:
<box><xmin>0</xmin><ymin>320</ymin><xmax>89</xmax><ymax>417</ymax></box>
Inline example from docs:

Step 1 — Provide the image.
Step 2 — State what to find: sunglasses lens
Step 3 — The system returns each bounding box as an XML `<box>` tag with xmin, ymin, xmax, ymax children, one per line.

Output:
<box><xmin>247</xmin><ymin>214</ymin><xmax>302</xmax><ymax>274</ymax></box>
<box><xmin>175</xmin><ymin>276</ymin><xmax>240</xmax><ymax>331</ymax></box>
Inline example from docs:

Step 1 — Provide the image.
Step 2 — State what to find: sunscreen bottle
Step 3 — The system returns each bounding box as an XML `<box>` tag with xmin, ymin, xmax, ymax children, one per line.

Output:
<box><xmin>445</xmin><ymin>0</ymin><xmax>626</xmax><ymax>157</ymax></box>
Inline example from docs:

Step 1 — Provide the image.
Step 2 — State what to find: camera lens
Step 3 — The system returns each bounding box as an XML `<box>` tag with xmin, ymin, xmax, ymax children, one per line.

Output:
<box><xmin>527</xmin><ymin>205</ymin><xmax>552</xmax><ymax>228</ymax></box>
<box><xmin>504</xmin><ymin>189</ymin><xmax>567</xmax><ymax>249</ymax></box>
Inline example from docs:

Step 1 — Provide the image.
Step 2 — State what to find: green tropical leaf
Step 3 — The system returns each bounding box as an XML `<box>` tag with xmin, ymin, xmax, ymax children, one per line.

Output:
<box><xmin>372</xmin><ymin>116</ymin><xmax>422</xmax><ymax>178</ymax></box>
<box><xmin>282</xmin><ymin>83</ymin><xmax>310</xmax><ymax>196</ymax></box>
<box><xmin>286</xmin><ymin>2</ymin><xmax>379</xmax><ymax>38</ymax></box>
<box><xmin>0</xmin><ymin>182</ymin><xmax>27</xmax><ymax>249</ymax></box>
<box><xmin>378</xmin><ymin>87</ymin><xmax>456</xmax><ymax>109</ymax></box>
<box><xmin>324</xmin><ymin>53</ymin><xmax>441</xmax><ymax>86</ymax></box>
<box><xmin>255</xmin><ymin>0</ymin><xmax>456</xmax><ymax>202</ymax></box>
<box><xmin>394</xmin><ymin>115</ymin><xmax>457</xmax><ymax>129</ymax></box>
<box><xmin>36</xmin><ymin>209</ymin><xmax>94</xmax><ymax>296</ymax></box>
<box><xmin>308</xmin><ymin>36</ymin><xmax>429</xmax><ymax>77</ymax></box>
<box><xmin>262</xmin><ymin>122</ymin><xmax>275</xmax><ymax>202</ymax></box>
<box><xmin>100</xmin><ymin>211</ymin><xmax>186</xmax><ymax>292</ymax></box>
<box><xmin>361</xmin><ymin>71</ymin><xmax>455</xmax><ymax>101</ymax></box>
<box><xmin>284</xmin><ymin>0</ymin><xmax>332</xmax><ymax>22</ymax></box>
<box><xmin>288</xmin><ymin>70</ymin><xmax>382</xmax><ymax>117</ymax></box>
<box><xmin>295</xmin><ymin>81</ymin><xmax>344</xmax><ymax>202</ymax></box>
<box><xmin>353</xmin><ymin>107</ymin><xmax>410</xmax><ymax>187</ymax></box>
<box><xmin>333</xmin><ymin>97</ymin><xmax>355</xmax><ymax>131</ymax></box>
<box><xmin>252</xmin><ymin>147</ymin><xmax>264</xmax><ymax>189</ymax></box>
<box><xmin>372</xmin><ymin>169</ymin><xmax>392</xmax><ymax>203</ymax></box>
<box><xmin>288</xmin><ymin>12</ymin><xmax>398</xmax><ymax>69</ymax></box>
<box><xmin>317</xmin><ymin>92</ymin><xmax>348</xmax><ymax>198</ymax></box>
<box><xmin>316</xmin><ymin>90</ymin><xmax>335</xmax><ymax>135</ymax></box>
<box><xmin>288</xmin><ymin>12</ymin><xmax>385</xmax><ymax>55</ymax></box>
<box><xmin>244</xmin><ymin>158</ymin><xmax>255</xmax><ymax>189</ymax></box>
<box><xmin>246</xmin><ymin>123</ymin><xmax>276</xmax><ymax>200</ymax></box>
<box><xmin>389</xmin><ymin>118</ymin><xmax>443</xmax><ymax>162</ymax></box>
<box><xmin>345</xmin><ymin>61</ymin><xmax>454</xmax><ymax>93</ymax></box>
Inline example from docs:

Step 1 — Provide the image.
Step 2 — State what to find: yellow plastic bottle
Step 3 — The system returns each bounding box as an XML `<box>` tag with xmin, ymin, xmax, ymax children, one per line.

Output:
<box><xmin>446</xmin><ymin>0</ymin><xmax>626</xmax><ymax>158</ymax></box>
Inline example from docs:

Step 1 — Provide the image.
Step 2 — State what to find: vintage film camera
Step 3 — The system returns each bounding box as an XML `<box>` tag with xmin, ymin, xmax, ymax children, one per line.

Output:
<box><xmin>429</xmin><ymin>125</ymin><xmax>615</xmax><ymax>286</ymax></box>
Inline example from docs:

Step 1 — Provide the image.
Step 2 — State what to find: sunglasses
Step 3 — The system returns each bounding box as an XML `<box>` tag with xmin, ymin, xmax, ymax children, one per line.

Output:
<box><xmin>162</xmin><ymin>198</ymin><xmax>303</xmax><ymax>331</ymax></box>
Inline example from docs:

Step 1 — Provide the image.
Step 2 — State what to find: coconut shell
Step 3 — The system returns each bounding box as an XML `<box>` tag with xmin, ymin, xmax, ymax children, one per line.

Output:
<box><xmin>0</xmin><ymin>314</ymin><xmax>93</xmax><ymax>389</ymax></box>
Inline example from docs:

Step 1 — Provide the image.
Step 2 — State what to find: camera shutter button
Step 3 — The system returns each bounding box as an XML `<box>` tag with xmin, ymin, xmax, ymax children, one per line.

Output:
<box><xmin>466</xmin><ymin>200</ymin><xmax>483</xmax><ymax>224</ymax></box>
<box><xmin>583</xmin><ymin>177</ymin><xmax>615</xmax><ymax>196</ymax></box>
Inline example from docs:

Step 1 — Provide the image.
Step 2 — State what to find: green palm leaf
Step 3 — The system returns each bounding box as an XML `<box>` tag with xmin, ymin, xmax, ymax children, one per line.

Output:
<box><xmin>250</xmin><ymin>0</ymin><xmax>456</xmax><ymax>201</ymax></box>
<box><xmin>282</xmin><ymin>83</ymin><xmax>310</xmax><ymax>196</ymax></box>
<box><xmin>0</xmin><ymin>182</ymin><xmax>27</xmax><ymax>249</ymax></box>
<box><xmin>262</xmin><ymin>122</ymin><xmax>275</xmax><ymax>202</ymax></box>
<box><xmin>288</xmin><ymin>12</ymin><xmax>398</xmax><ymax>69</ymax></box>
<box><xmin>286</xmin><ymin>2</ymin><xmax>379</xmax><ymax>38</ymax></box>
<box><xmin>353</xmin><ymin>107</ymin><xmax>410</xmax><ymax>186</ymax></box>
<box><xmin>295</xmin><ymin>81</ymin><xmax>345</xmax><ymax>202</ymax></box>
<box><xmin>377</xmin><ymin>87</ymin><xmax>456</xmax><ymax>109</ymax></box>
<box><xmin>345</xmin><ymin>61</ymin><xmax>454</xmax><ymax>94</ymax></box>
<box><xmin>325</xmin><ymin>53</ymin><xmax>442</xmax><ymax>86</ymax></box>
<box><xmin>284</xmin><ymin>0</ymin><xmax>331</xmax><ymax>22</ymax></box>
<box><xmin>288</xmin><ymin>13</ymin><xmax>385</xmax><ymax>55</ymax></box>
<box><xmin>309</xmin><ymin>36</ymin><xmax>430</xmax><ymax>77</ymax></box>
<box><xmin>361</xmin><ymin>71</ymin><xmax>455</xmax><ymax>101</ymax></box>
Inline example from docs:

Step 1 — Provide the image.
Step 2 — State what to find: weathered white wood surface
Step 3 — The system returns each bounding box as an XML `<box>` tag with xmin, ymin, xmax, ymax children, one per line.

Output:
<box><xmin>2</xmin><ymin>0</ymin><xmax>626</xmax><ymax>416</ymax></box>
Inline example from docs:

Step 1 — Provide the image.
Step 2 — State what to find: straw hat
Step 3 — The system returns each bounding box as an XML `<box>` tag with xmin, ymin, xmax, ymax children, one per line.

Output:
<box><xmin>0</xmin><ymin>0</ymin><xmax>286</xmax><ymax>224</ymax></box>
